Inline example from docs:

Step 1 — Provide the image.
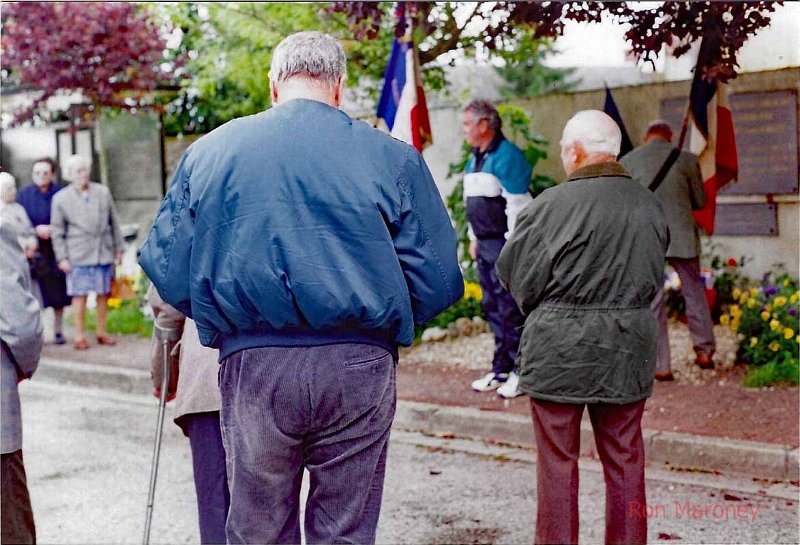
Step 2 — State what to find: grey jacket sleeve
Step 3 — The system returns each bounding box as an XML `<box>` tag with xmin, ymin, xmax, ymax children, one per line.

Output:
<box><xmin>50</xmin><ymin>192</ymin><xmax>68</xmax><ymax>263</ymax></box>
<box><xmin>106</xmin><ymin>186</ymin><xmax>124</xmax><ymax>254</ymax></box>
<box><xmin>0</xmin><ymin>222</ymin><xmax>43</xmax><ymax>378</ymax></box>
<box><xmin>685</xmin><ymin>153</ymin><xmax>706</xmax><ymax>210</ymax></box>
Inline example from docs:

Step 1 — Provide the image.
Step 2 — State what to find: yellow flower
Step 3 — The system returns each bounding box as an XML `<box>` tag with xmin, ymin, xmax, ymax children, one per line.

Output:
<box><xmin>730</xmin><ymin>320</ymin><xmax>740</xmax><ymax>332</ymax></box>
<box><xmin>732</xmin><ymin>288</ymin><xmax>742</xmax><ymax>300</ymax></box>
<box><xmin>749</xmin><ymin>337</ymin><xmax>758</xmax><ymax>347</ymax></box>
<box><xmin>739</xmin><ymin>293</ymin><xmax>748</xmax><ymax>304</ymax></box>
<box><xmin>107</xmin><ymin>297</ymin><xmax>122</xmax><ymax>309</ymax></box>
<box><xmin>747</xmin><ymin>298</ymin><xmax>756</xmax><ymax>309</ymax></box>
<box><xmin>768</xmin><ymin>341</ymin><xmax>780</xmax><ymax>352</ymax></box>
<box><xmin>785</xmin><ymin>328</ymin><xmax>795</xmax><ymax>340</ymax></box>
<box><xmin>784</xmin><ymin>278</ymin><xmax>791</xmax><ymax>287</ymax></box>
<box><xmin>790</xmin><ymin>292</ymin><xmax>799</xmax><ymax>304</ymax></box>
<box><xmin>765</xmin><ymin>304</ymin><xmax>772</xmax><ymax>312</ymax></box>
<box><xmin>770</xmin><ymin>319</ymin><xmax>781</xmax><ymax>332</ymax></box>
<box><xmin>750</xmin><ymin>287</ymin><xmax>759</xmax><ymax>297</ymax></box>
<box><xmin>729</xmin><ymin>305</ymin><xmax>741</xmax><ymax>317</ymax></box>
<box><xmin>774</xmin><ymin>296</ymin><xmax>787</xmax><ymax>307</ymax></box>
<box><xmin>761</xmin><ymin>311</ymin><xmax>771</xmax><ymax>321</ymax></box>
<box><xmin>463</xmin><ymin>281</ymin><xmax>482</xmax><ymax>301</ymax></box>
<box><xmin>773</xmin><ymin>312</ymin><xmax>779</xmax><ymax>320</ymax></box>
<box><xmin>720</xmin><ymin>314</ymin><xmax>730</xmax><ymax>325</ymax></box>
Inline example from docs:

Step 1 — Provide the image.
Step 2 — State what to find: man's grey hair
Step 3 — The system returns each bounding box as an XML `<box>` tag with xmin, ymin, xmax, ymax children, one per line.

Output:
<box><xmin>64</xmin><ymin>154</ymin><xmax>92</xmax><ymax>181</ymax></box>
<box><xmin>269</xmin><ymin>31</ymin><xmax>347</xmax><ymax>88</ymax></box>
<box><xmin>0</xmin><ymin>172</ymin><xmax>17</xmax><ymax>202</ymax></box>
<box><xmin>561</xmin><ymin>110</ymin><xmax>621</xmax><ymax>156</ymax></box>
<box><xmin>463</xmin><ymin>99</ymin><xmax>502</xmax><ymax>132</ymax></box>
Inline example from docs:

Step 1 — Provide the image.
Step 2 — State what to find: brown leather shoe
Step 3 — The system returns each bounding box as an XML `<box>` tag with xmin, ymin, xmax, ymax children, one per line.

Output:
<box><xmin>74</xmin><ymin>338</ymin><xmax>90</xmax><ymax>350</ymax></box>
<box><xmin>695</xmin><ymin>353</ymin><xmax>714</xmax><ymax>370</ymax></box>
<box><xmin>96</xmin><ymin>335</ymin><xmax>117</xmax><ymax>346</ymax></box>
<box><xmin>654</xmin><ymin>371</ymin><xmax>675</xmax><ymax>382</ymax></box>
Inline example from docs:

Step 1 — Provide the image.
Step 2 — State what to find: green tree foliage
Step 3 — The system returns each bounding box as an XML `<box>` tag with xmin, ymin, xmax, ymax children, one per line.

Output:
<box><xmin>156</xmin><ymin>2</ymin><xmax>570</xmax><ymax>135</ymax></box>
<box><xmin>493</xmin><ymin>31</ymin><xmax>574</xmax><ymax>99</ymax></box>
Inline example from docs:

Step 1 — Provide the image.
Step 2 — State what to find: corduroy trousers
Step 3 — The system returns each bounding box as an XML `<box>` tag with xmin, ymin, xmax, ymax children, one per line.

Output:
<box><xmin>219</xmin><ymin>343</ymin><xmax>396</xmax><ymax>545</ymax></box>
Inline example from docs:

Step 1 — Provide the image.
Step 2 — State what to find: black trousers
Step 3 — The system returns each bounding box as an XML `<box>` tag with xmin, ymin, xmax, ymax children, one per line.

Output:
<box><xmin>1</xmin><ymin>450</ymin><xmax>36</xmax><ymax>544</ymax></box>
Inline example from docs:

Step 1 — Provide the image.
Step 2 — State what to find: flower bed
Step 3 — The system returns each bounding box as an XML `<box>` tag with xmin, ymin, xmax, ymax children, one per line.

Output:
<box><xmin>721</xmin><ymin>271</ymin><xmax>799</xmax><ymax>387</ymax></box>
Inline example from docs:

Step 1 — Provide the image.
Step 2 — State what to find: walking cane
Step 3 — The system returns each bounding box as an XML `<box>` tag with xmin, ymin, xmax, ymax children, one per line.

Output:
<box><xmin>143</xmin><ymin>323</ymin><xmax>180</xmax><ymax>545</ymax></box>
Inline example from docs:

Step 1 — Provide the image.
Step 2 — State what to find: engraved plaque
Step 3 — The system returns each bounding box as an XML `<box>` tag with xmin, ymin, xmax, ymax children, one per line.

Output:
<box><xmin>660</xmin><ymin>90</ymin><xmax>799</xmax><ymax>195</ymax></box>
<box><xmin>714</xmin><ymin>203</ymin><xmax>778</xmax><ymax>236</ymax></box>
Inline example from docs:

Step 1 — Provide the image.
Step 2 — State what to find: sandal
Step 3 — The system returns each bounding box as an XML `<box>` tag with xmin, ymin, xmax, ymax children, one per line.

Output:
<box><xmin>96</xmin><ymin>335</ymin><xmax>117</xmax><ymax>346</ymax></box>
<box><xmin>74</xmin><ymin>339</ymin><xmax>90</xmax><ymax>350</ymax></box>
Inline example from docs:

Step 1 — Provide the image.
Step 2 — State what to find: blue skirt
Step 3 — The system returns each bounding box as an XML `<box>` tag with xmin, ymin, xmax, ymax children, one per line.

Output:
<box><xmin>66</xmin><ymin>264</ymin><xmax>113</xmax><ymax>296</ymax></box>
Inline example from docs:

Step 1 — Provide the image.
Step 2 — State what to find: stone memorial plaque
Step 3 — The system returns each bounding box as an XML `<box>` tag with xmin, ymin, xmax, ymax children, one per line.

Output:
<box><xmin>660</xmin><ymin>90</ymin><xmax>799</xmax><ymax>195</ymax></box>
<box><xmin>714</xmin><ymin>203</ymin><xmax>778</xmax><ymax>236</ymax></box>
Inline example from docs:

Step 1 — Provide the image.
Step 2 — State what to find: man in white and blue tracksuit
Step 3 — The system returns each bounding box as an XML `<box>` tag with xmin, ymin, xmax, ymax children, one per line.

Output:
<box><xmin>462</xmin><ymin>100</ymin><xmax>532</xmax><ymax>399</ymax></box>
<box><xmin>140</xmin><ymin>32</ymin><xmax>462</xmax><ymax>545</ymax></box>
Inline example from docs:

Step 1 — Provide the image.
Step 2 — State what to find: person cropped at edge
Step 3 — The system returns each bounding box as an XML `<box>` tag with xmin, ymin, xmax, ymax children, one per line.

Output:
<box><xmin>51</xmin><ymin>154</ymin><xmax>123</xmax><ymax>351</ymax></box>
<box><xmin>0</xmin><ymin>172</ymin><xmax>38</xmax><ymax>260</ymax></box>
<box><xmin>16</xmin><ymin>158</ymin><xmax>72</xmax><ymax>345</ymax></box>
<box><xmin>138</xmin><ymin>31</ymin><xmax>462</xmax><ymax>545</ymax></box>
<box><xmin>461</xmin><ymin>99</ymin><xmax>532</xmax><ymax>399</ymax></box>
<box><xmin>147</xmin><ymin>287</ymin><xmax>229</xmax><ymax>544</ymax></box>
<box><xmin>496</xmin><ymin>110</ymin><xmax>669</xmax><ymax>545</ymax></box>
<box><xmin>1</xmin><ymin>218</ymin><xmax>44</xmax><ymax>545</ymax></box>
<box><xmin>621</xmin><ymin>120</ymin><xmax>715</xmax><ymax>381</ymax></box>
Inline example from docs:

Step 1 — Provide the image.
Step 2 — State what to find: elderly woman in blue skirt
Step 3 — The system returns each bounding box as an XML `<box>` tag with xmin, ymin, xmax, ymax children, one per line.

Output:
<box><xmin>51</xmin><ymin>155</ymin><xmax>123</xmax><ymax>350</ymax></box>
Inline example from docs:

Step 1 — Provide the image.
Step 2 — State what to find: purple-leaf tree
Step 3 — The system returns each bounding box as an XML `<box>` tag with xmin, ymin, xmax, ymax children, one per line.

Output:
<box><xmin>1</xmin><ymin>2</ymin><xmax>170</xmax><ymax>125</ymax></box>
<box><xmin>329</xmin><ymin>1</ymin><xmax>780</xmax><ymax>81</ymax></box>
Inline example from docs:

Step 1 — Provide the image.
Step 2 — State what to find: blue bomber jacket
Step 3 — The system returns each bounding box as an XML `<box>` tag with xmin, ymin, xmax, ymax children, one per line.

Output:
<box><xmin>139</xmin><ymin>99</ymin><xmax>463</xmax><ymax>360</ymax></box>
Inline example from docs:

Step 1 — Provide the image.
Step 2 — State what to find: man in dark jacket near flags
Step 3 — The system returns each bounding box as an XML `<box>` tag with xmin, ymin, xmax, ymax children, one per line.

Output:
<box><xmin>622</xmin><ymin>120</ymin><xmax>715</xmax><ymax>380</ymax></box>
<box><xmin>140</xmin><ymin>31</ymin><xmax>463</xmax><ymax>544</ymax></box>
<box><xmin>497</xmin><ymin>110</ymin><xmax>668</xmax><ymax>545</ymax></box>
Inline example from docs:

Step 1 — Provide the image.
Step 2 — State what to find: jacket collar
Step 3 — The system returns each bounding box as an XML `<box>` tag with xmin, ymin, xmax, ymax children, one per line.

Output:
<box><xmin>566</xmin><ymin>161</ymin><xmax>630</xmax><ymax>183</ymax></box>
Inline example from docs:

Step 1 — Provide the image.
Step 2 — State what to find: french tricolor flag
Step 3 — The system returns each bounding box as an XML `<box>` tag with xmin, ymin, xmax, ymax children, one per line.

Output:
<box><xmin>688</xmin><ymin>28</ymin><xmax>739</xmax><ymax>236</ymax></box>
<box><xmin>376</xmin><ymin>22</ymin><xmax>432</xmax><ymax>152</ymax></box>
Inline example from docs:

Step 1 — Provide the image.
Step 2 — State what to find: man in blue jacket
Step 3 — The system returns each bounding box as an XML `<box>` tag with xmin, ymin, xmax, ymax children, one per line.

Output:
<box><xmin>139</xmin><ymin>31</ymin><xmax>462</xmax><ymax>544</ymax></box>
<box><xmin>462</xmin><ymin>100</ymin><xmax>532</xmax><ymax>399</ymax></box>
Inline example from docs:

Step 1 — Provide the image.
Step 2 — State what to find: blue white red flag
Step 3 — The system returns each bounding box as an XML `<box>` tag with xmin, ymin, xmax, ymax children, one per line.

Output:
<box><xmin>688</xmin><ymin>30</ymin><xmax>739</xmax><ymax>236</ymax></box>
<box><xmin>376</xmin><ymin>15</ymin><xmax>432</xmax><ymax>152</ymax></box>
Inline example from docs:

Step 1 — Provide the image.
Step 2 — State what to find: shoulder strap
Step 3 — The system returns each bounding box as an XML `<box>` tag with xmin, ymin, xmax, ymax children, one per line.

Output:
<box><xmin>648</xmin><ymin>148</ymin><xmax>680</xmax><ymax>192</ymax></box>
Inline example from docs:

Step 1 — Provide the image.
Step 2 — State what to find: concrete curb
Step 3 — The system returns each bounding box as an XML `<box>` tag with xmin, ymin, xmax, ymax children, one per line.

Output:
<box><xmin>394</xmin><ymin>400</ymin><xmax>800</xmax><ymax>482</ymax></box>
<box><xmin>35</xmin><ymin>358</ymin><xmax>799</xmax><ymax>481</ymax></box>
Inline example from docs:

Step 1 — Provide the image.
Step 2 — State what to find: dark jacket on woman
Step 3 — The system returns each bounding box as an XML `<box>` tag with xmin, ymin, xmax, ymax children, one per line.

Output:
<box><xmin>496</xmin><ymin>162</ymin><xmax>669</xmax><ymax>404</ymax></box>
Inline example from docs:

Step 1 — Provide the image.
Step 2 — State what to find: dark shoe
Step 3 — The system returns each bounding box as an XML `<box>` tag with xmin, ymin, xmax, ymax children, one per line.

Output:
<box><xmin>74</xmin><ymin>338</ymin><xmax>90</xmax><ymax>350</ymax></box>
<box><xmin>54</xmin><ymin>332</ymin><xmax>66</xmax><ymax>345</ymax></box>
<box><xmin>695</xmin><ymin>354</ymin><xmax>714</xmax><ymax>370</ymax></box>
<box><xmin>96</xmin><ymin>335</ymin><xmax>117</xmax><ymax>346</ymax></box>
<box><xmin>654</xmin><ymin>372</ymin><xmax>675</xmax><ymax>382</ymax></box>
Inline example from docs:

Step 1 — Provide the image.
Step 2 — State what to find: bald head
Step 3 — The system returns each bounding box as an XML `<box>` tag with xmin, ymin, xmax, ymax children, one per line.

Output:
<box><xmin>560</xmin><ymin>110</ymin><xmax>621</xmax><ymax>175</ymax></box>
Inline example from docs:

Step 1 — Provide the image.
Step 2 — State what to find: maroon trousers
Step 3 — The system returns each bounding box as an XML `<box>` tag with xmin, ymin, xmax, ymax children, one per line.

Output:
<box><xmin>530</xmin><ymin>398</ymin><xmax>647</xmax><ymax>545</ymax></box>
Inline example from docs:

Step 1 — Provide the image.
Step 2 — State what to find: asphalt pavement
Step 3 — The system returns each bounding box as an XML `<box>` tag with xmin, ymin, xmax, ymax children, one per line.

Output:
<box><xmin>18</xmin><ymin>377</ymin><xmax>800</xmax><ymax>545</ymax></box>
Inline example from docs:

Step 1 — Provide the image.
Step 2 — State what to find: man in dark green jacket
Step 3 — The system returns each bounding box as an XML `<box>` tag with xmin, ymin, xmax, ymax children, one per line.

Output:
<box><xmin>497</xmin><ymin>110</ymin><xmax>668</xmax><ymax>545</ymax></box>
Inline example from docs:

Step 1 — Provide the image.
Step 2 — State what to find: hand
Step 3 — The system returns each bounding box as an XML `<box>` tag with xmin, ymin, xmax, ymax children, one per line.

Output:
<box><xmin>469</xmin><ymin>240</ymin><xmax>478</xmax><ymax>261</ymax></box>
<box><xmin>58</xmin><ymin>259</ymin><xmax>72</xmax><ymax>274</ymax></box>
<box><xmin>25</xmin><ymin>246</ymin><xmax>36</xmax><ymax>260</ymax></box>
<box><xmin>35</xmin><ymin>224</ymin><xmax>52</xmax><ymax>239</ymax></box>
<box><xmin>115</xmin><ymin>251</ymin><xmax>123</xmax><ymax>265</ymax></box>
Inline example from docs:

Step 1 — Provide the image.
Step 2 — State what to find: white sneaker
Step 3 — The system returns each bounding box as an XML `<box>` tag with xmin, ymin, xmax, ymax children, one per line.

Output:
<box><xmin>471</xmin><ymin>372</ymin><xmax>507</xmax><ymax>392</ymax></box>
<box><xmin>496</xmin><ymin>371</ymin><xmax>522</xmax><ymax>399</ymax></box>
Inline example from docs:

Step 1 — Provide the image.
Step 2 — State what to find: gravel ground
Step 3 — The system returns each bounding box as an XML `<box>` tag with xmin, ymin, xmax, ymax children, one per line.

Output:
<box><xmin>401</xmin><ymin>321</ymin><xmax>738</xmax><ymax>386</ymax></box>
